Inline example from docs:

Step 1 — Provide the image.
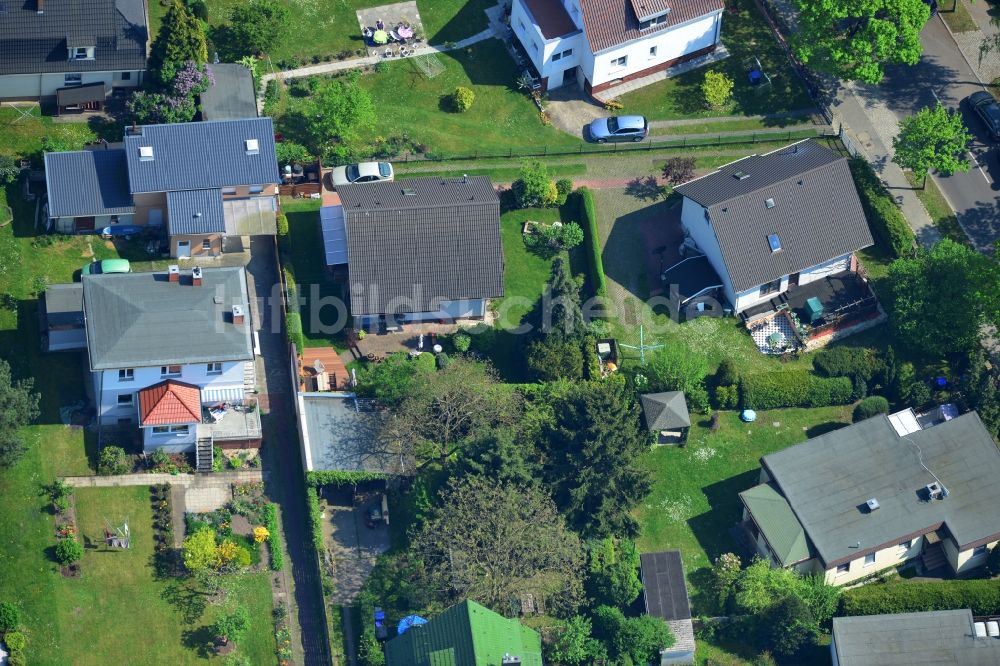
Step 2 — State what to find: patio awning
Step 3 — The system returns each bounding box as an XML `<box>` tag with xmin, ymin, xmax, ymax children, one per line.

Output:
<box><xmin>320</xmin><ymin>204</ymin><xmax>348</xmax><ymax>266</ymax></box>
<box><xmin>56</xmin><ymin>82</ymin><xmax>107</xmax><ymax>107</ymax></box>
<box><xmin>223</xmin><ymin>197</ymin><xmax>277</xmax><ymax>236</ymax></box>
<box><xmin>661</xmin><ymin>255</ymin><xmax>723</xmax><ymax>306</ymax></box>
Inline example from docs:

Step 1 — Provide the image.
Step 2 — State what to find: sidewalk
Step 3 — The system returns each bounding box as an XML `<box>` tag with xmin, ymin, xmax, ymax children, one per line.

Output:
<box><xmin>946</xmin><ymin>0</ymin><xmax>999</xmax><ymax>83</ymax></box>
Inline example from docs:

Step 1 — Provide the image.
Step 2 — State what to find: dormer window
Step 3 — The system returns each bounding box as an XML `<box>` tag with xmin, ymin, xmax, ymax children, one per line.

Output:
<box><xmin>633</xmin><ymin>0</ymin><xmax>671</xmax><ymax>29</ymax></box>
<box><xmin>639</xmin><ymin>13</ymin><xmax>669</xmax><ymax>29</ymax></box>
<box><xmin>70</xmin><ymin>46</ymin><xmax>94</xmax><ymax>61</ymax></box>
<box><xmin>245</xmin><ymin>139</ymin><xmax>259</xmax><ymax>155</ymax></box>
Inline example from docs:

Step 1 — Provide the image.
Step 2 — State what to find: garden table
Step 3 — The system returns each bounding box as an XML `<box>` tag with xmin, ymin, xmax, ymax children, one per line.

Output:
<box><xmin>373</xmin><ymin>30</ymin><xmax>389</xmax><ymax>45</ymax></box>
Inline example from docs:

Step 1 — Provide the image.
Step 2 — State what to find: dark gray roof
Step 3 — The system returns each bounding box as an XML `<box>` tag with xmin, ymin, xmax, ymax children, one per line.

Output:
<box><xmin>337</xmin><ymin>176</ymin><xmax>504</xmax><ymax>316</ymax></box>
<box><xmin>199</xmin><ymin>63</ymin><xmax>258</xmax><ymax>120</ymax></box>
<box><xmin>762</xmin><ymin>411</ymin><xmax>1000</xmax><ymax>566</ymax></box>
<box><xmin>299</xmin><ymin>393</ymin><xmax>411</xmax><ymax>474</ymax></box>
<box><xmin>56</xmin><ymin>81</ymin><xmax>108</xmax><ymax>106</ymax></box>
<box><xmin>82</xmin><ymin>267</ymin><xmax>253</xmax><ymax>370</ymax></box>
<box><xmin>832</xmin><ymin>610</ymin><xmax>1000</xmax><ymax>665</ymax></box>
<box><xmin>0</xmin><ymin>0</ymin><xmax>147</xmax><ymax>76</ymax></box>
<box><xmin>44</xmin><ymin>149</ymin><xmax>134</xmax><ymax>218</ymax></box>
<box><xmin>640</xmin><ymin>392</ymin><xmax>691</xmax><ymax>430</ymax></box>
<box><xmin>167</xmin><ymin>189</ymin><xmax>225</xmax><ymax>235</ymax></box>
<box><xmin>661</xmin><ymin>255</ymin><xmax>723</xmax><ymax>305</ymax></box>
<box><xmin>676</xmin><ymin>141</ymin><xmax>873</xmax><ymax>292</ymax></box>
<box><xmin>123</xmin><ymin>118</ymin><xmax>280</xmax><ymax>193</ymax></box>
<box><xmin>640</xmin><ymin>551</ymin><xmax>691</xmax><ymax>622</ymax></box>
<box><xmin>44</xmin><ymin>283</ymin><xmax>84</xmax><ymax>327</ymax></box>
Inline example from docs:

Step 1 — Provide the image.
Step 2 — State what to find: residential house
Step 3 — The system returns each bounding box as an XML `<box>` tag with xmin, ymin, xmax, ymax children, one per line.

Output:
<box><xmin>675</xmin><ymin>141</ymin><xmax>874</xmax><ymax>314</ymax></box>
<box><xmin>831</xmin><ymin>609</ymin><xmax>1000</xmax><ymax>665</ymax></box>
<box><xmin>44</xmin><ymin>117</ymin><xmax>280</xmax><ymax>257</ymax></box>
<box><xmin>320</xmin><ymin>176</ymin><xmax>504</xmax><ymax>330</ymax></box>
<box><xmin>0</xmin><ymin>0</ymin><xmax>146</xmax><ymax>105</ymax></box>
<box><xmin>384</xmin><ymin>599</ymin><xmax>543</xmax><ymax>666</ymax></box>
<box><xmin>640</xmin><ymin>550</ymin><xmax>696</xmax><ymax>665</ymax></box>
<box><xmin>738</xmin><ymin>410</ymin><xmax>1000</xmax><ymax>586</ymax></box>
<box><xmin>510</xmin><ymin>0</ymin><xmax>723</xmax><ymax>94</ymax></box>
<box><xmin>82</xmin><ymin>266</ymin><xmax>260</xmax><ymax>462</ymax></box>
<box><xmin>41</xmin><ymin>282</ymin><xmax>86</xmax><ymax>352</ymax></box>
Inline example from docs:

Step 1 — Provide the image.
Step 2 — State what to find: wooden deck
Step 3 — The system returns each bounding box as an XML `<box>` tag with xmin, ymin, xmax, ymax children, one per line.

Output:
<box><xmin>300</xmin><ymin>346</ymin><xmax>351</xmax><ymax>391</ymax></box>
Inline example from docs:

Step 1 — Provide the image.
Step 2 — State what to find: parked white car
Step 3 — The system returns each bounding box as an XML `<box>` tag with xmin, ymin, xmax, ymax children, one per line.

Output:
<box><xmin>330</xmin><ymin>162</ymin><xmax>394</xmax><ymax>187</ymax></box>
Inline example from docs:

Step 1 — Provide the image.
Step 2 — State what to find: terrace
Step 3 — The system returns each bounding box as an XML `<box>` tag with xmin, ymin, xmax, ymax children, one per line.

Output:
<box><xmin>199</xmin><ymin>399</ymin><xmax>262</xmax><ymax>443</ymax></box>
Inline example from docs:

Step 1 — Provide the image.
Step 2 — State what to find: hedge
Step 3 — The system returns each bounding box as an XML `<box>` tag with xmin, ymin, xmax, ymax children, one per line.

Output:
<box><xmin>849</xmin><ymin>159</ymin><xmax>916</xmax><ymax>258</ymax></box>
<box><xmin>573</xmin><ymin>187</ymin><xmax>607</xmax><ymax>298</ymax></box>
<box><xmin>306</xmin><ymin>486</ymin><xmax>324</xmax><ymax>552</ymax></box>
<box><xmin>853</xmin><ymin>395</ymin><xmax>890</xmax><ymax>422</ymax></box>
<box><xmin>740</xmin><ymin>372</ymin><xmax>853</xmax><ymax>409</ymax></box>
<box><xmin>306</xmin><ymin>470</ymin><xmax>387</xmax><ymax>487</ymax></box>
<box><xmin>286</xmin><ymin>312</ymin><xmax>304</xmax><ymax>355</ymax></box>
<box><xmin>841</xmin><ymin>579</ymin><xmax>1000</xmax><ymax>616</ymax></box>
<box><xmin>263</xmin><ymin>503</ymin><xmax>284</xmax><ymax>571</ymax></box>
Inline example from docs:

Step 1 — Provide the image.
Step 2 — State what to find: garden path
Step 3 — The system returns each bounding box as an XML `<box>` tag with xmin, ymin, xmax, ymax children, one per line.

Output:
<box><xmin>60</xmin><ymin>470</ymin><xmax>264</xmax><ymax>487</ymax></box>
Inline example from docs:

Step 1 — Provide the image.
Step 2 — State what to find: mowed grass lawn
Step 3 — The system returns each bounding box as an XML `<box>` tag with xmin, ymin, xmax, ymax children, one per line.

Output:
<box><xmin>149</xmin><ymin>0</ymin><xmax>494</xmax><ymax>64</ymax></box>
<box><xmin>618</xmin><ymin>0</ymin><xmax>815</xmax><ymax>120</ymax></box>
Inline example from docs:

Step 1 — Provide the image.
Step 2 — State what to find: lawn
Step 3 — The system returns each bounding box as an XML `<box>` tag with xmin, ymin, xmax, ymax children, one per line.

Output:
<box><xmin>942</xmin><ymin>0</ymin><xmax>979</xmax><ymax>33</ymax></box>
<box><xmin>616</xmin><ymin>0</ymin><xmax>816</xmax><ymax>121</ymax></box>
<box><xmin>495</xmin><ymin>207</ymin><xmax>565</xmax><ymax>329</ymax></box>
<box><xmin>649</xmin><ymin>115</ymin><xmax>813</xmax><ymax>136</ymax></box>
<box><xmin>905</xmin><ymin>172</ymin><xmax>972</xmax><ymax>247</ymax></box>
<box><xmin>148</xmin><ymin>0</ymin><xmax>494</xmax><ymax>65</ymax></box>
<box><xmin>0</xmin><ymin>107</ymin><xmax>119</xmax><ymax>163</ymax></box>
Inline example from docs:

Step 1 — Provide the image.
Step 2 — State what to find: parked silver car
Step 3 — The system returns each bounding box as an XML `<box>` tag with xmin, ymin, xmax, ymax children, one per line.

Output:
<box><xmin>330</xmin><ymin>161</ymin><xmax>395</xmax><ymax>187</ymax></box>
<box><xmin>588</xmin><ymin>115</ymin><xmax>649</xmax><ymax>143</ymax></box>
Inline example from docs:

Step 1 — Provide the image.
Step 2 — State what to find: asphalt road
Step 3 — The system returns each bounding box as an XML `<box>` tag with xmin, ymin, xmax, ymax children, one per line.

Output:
<box><xmin>880</xmin><ymin>16</ymin><xmax>1000</xmax><ymax>250</ymax></box>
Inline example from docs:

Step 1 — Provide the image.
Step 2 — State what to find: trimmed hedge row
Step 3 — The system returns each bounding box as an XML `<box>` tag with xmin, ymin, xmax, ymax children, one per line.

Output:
<box><xmin>263</xmin><ymin>502</ymin><xmax>284</xmax><ymax>571</ymax></box>
<box><xmin>306</xmin><ymin>470</ymin><xmax>387</xmax><ymax>487</ymax></box>
<box><xmin>306</xmin><ymin>486</ymin><xmax>324</xmax><ymax>552</ymax></box>
<box><xmin>286</xmin><ymin>312</ymin><xmax>304</xmax><ymax>355</ymax></box>
<box><xmin>849</xmin><ymin>159</ymin><xmax>916</xmax><ymax>258</ymax></box>
<box><xmin>573</xmin><ymin>187</ymin><xmax>607</xmax><ymax>298</ymax></box>
<box><xmin>740</xmin><ymin>372</ymin><xmax>853</xmax><ymax>409</ymax></box>
<box><xmin>841</xmin><ymin>579</ymin><xmax>1000</xmax><ymax>616</ymax></box>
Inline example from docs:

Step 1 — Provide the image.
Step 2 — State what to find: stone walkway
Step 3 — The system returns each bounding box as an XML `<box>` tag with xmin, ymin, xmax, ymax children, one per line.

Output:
<box><xmin>61</xmin><ymin>470</ymin><xmax>264</xmax><ymax>487</ymax></box>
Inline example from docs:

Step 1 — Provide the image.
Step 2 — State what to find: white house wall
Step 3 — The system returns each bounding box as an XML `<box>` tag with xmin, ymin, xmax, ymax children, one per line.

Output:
<box><xmin>0</xmin><ymin>71</ymin><xmax>141</xmax><ymax>100</ymax></box>
<box><xmin>822</xmin><ymin>537</ymin><xmax>925</xmax><ymax>585</ymax></box>
<box><xmin>510</xmin><ymin>0</ymin><xmax>584</xmax><ymax>85</ymax></box>
<box><xmin>944</xmin><ymin>537</ymin><xmax>999</xmax><ymax>575</ymax></box>
<box><xmin>96</xmin><ymin>361</ymin><xmax>246</xmax><ymax>425</ymax></box>
<box><xmin>798</xmin><ymin>254</ymin><xmax>852</xmax><ymax>286</ymax></box>
<box><xmin>142</xmin><ymin>426</ymin><xmax>197</xmax><ymax>452</ymax></box>
<box><xmin>679</xmin><ymin>197</ymin><xmax>736</xmax><ymax>305</ymax></box>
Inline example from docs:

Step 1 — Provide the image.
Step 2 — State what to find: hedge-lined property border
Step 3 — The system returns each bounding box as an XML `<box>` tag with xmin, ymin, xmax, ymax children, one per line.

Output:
<box><xmin>740</xmin><ymin>372</ymin><xmax>854</xmax><ymax>410</ymax></box>
<box><xmin>306</xmin><ymin>470</ymin><xmax>387</xmax><ymax>487</ymax></box>
<box><xmin>286</xmin><ymin>312</ymin><xmax>304</xmax><ymax>356</ymax></box>
<box><xmin>849</xmin><ymin>158</ymin><xmax>916</xmax><ymax>258</ymax></box>
<box><xmin>841</xmin><ymin>579</ymin><xmax>1000</xmax><ymax>616</ymax></box>
<box><xmin>573</xmin><ymin>187</ymin><xmax>607</xmax><ymax>298</ymax></box>
<box><xmin>263</xmin><ymin>503</ymin><xmax>284</xmax><ymax>572</ymax></box>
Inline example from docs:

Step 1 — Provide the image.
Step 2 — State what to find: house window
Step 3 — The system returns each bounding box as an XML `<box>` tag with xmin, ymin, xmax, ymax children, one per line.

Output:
<box><xmin>531</xmin><ymin>40</ymin><xmax>539</xmax><ymax>54</ymax></box>
<box><xmin>118</xmin><ymin>368</ymin><xmax>134</xmax><ymax>382</ymax></box>
<box><xmin>207</xmin><ymin>362</ymin><xmax>223</xmax><ymax>375</ymax></box>
<box><xmin>117</xmin><ymin>393</ymin><xmax>133</xmax><ymax>406</ymax></box>
<box><xmin>222</xmin><ymin>187</ymin><xmax>237</xmax><ymax>195</ymax></box>
<box><xmin>152</xmin><ymin>426</ymin><xmax>170</xmax><ymax>434</ymax></box>
<box><xmin>760</xmin><ymin>278</ymin><xmax>781</xmax><ymax>296</ymax></box>
<box><xmin>899</xmin><ymin>539</ymin><xmax>912</xmax><ymax>550</ymax></box>
<box><xmin>202</xmin><ymin>239</ymin><xmax>211</xmax><ymax>250</ymax></box>
<box><xmin>170</xmin><ymin>425</ymin><xmax>189</xmax><ymax>434</ymax></box>
<box><xmin>161</xmin><ymin>365</ymin><xmax>181</xmax><ymax>377</ymax></box>
<box><xmin>552</xmin><ymin>52</ymin><xmax>562</xmax><ymax>62</ymax></box>
<box><xmin>561</xmin><ymin>48</ymin><xmax>573</xmax><ymax>58</ymax></box>
<box><xmin>649</xmin><ymin>46</ymin><xmax>658</xmax><ymax>57</ymax></box>
<box><xmin>64</xmin><ymin>73</ymin><xmax>82</xmax><ymax>87</ymax></box>
<box><xmin>117</xmin><ymin>417</ymin><xmax>132</xmax><ymax>425</ymax></box>
<box><xmin>836</xmin><ymin>562</ymin><xmax>850</xmax><ymax>573</ymax></box>
<box><xmin>517</xmin><ymin>18</ymin><xmax>525</xmax><ymax>32</ymax></box>
<box><xmin>120</xmin><ymin>72</ymin><xmax>131</xmax><ymax>81</ymax></box>
<box><xmin>248</xmin><ymin>185</ymin><xmax>264</xmax><ymax>194</ymax></box>
<box><xmin>640</xmin><ymin>14</ymin><xmax>668</xmax><ymax>29</ymax></box>
<box><xmin>767</xmin><ymin>233</ymin><xmax>782</xmax><ymax>252</ymax></box>
<box><xmin>973</xmin><ymin>545</ymin><xmax>988</xmax><ymax>557</ymax></box>
<box><xmin>864</xmin><ymin>552</ymin><xmax>876</xmax><ymax>567</ymax></box>
<box><xmin>611</xmin><ymin>56</ymin><xmax>627</xmax><ymax>68</ymax></box>
<box><xmin>70</xmin><ymin>47</ymin><xmax>93</xmax><ymax>60</ymax></box>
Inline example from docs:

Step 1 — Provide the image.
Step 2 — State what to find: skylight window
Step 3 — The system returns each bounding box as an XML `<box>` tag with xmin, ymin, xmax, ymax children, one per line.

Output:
<box><xmin>245</xmin><ymin>139</ymin><xmax>259</xmax><ymax>155</ymax></box>
<box><xmin>138</xmin><ymin>146</ymin><xmax>154</xmax><ymax>161</ymax></box>
<box><xmin>765</xmin><ymin>198</ymin><xmax>775</xmax><ymax>209</ymax></box>
<box><xmin>768</xmin><ymin>234</ymin><xmax>782</xmax><ymax>252</ymax></box>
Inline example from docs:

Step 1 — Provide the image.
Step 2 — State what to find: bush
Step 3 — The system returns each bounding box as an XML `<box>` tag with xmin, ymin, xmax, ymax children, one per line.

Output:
<box><xmin>662</xmin><ymin>156</ymin><xmax>696</xmax><ymax>185</ymax></box>
<box><xmin>702</xmin><ymin>70</ymin><xmax>734</xmax><ymax>109</ymax></box>
<box><xmin>449</xmin><ymin>86</ymin><xmax>475</xmax><ymax>112</ymax></box>
<box><xmin>571</xmin><ymin>188</ymin><xmax>607</xmax><ymax>298</ymax></box>
<box><xmin>4</xmin><ymin>630</ymin><xmax>25</xmax><ymax>652</ymax></box>
<box><xmin>512</xmin><ymin>160</ymin><xmax>557</xmax><ymax>208</ymax></box>
<box><xmin>285</xmin><ymin>312</ymin><xmax>304</xmax><ymax>354</ymax></box>
<box><xmin>452</xmin><ymin>332</ymin><xmax>471</xmax><ymax>352</ymax></box>
<box><xmin>853</xmin><ymin>396</ymin><xmax>890</xmax><ymax>422</ymax></box>
<box><xmin>849</xmin><ymin>159</ymin><xmax>916</xmax><ymax>258</ymax></box>
<box><xmin>740</xmin><ymin>373</ymin><xmax>854</xmax><ymax>409</ymax></box>
<box><xmin>813</xmin><ymin>346</ymin><xmax>880</xmax><ymax>381</ymax></box>
<box><xmin>0</xmin><ymin>601</ymin><xmax>20</xmax><ymax>631</ymax></box>
<box><xmin>276</xmin><ymin>212</ymin><xmax>289</xmax><ymax>237</ymax></box>
<box><xmin>714</xmin><ymin>384</ymin><xmax>739</xmax><ymax>409</ymax></box>
<box><xmin>264</xmin><ymin>503</ymin><xmax>284</xmax><ymax>571</ymax></box>
<box><xmin>54</xmin><ymin>538</ymin><xmax>83</xmax><ymax>565</ymax></box>
<box><xmin>436</xmin><ymin>352</ymin><xmax>451</xmax><ymax>370</ymax></box>
<box><xmin>841</xmin><ymin>579</ymin><xmax>1000</xmax><ymax>616</ymax></box>
<box><xmin>98</xmin><ymin>446</ymin><xmax>129</xmax><ymax>476</ymax></box>
<box><xmin>305</xmin><ymin>486</ymin><xmax>324</xmax><ymax>552</ymax></box>
<box><xmin>556</xmin><ymin>178</ymin><xmax>573</xmax><ymax>204</ymax></box>
<box><xmin>716</xmin><ymin>358</ymin><xmax>740</xmax><ymax>387</ymax></box>
<box><xmin>0</xmin><ymin>154</ymin><xmax>19</xmax><ymax>185</ymax></box>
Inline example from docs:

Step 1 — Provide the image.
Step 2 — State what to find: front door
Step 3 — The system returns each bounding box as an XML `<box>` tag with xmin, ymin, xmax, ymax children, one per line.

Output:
<box><xmin>562</xmin><ymin>66</ymin><xmax>577</xmax><ymax>86</ymax></box>
<box><xmin>176</xmin><ymin>240</ymin><xmax>191</xmax><ymax>258</ymax></box>
<box><xmin>788</xmin><ymin>272</ymin><xmax>800</xmax><ymax>288</ymax></box>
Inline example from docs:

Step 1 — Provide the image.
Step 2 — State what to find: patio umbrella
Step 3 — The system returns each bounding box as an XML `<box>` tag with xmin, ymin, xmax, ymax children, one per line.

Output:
<box><xmin>767</xmin><ymin>331</ymin><xmax>784</xmax><ymax>347</ymax></box>
<box><xmin>373</xmin><ymin>29</ymin><xmax>389</xmax><ymax>44</ymax></box>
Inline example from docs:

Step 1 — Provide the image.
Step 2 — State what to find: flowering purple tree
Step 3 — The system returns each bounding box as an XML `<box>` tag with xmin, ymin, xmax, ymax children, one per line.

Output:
<box><xmin>126</xmin><ymin>60</ymin><xmax>213</xmax><ymax>125</ymax></box>
<box><xmin>172</xmin><ymin>61</ymin><xmax>215</xmax><ymax>97</ymax></box>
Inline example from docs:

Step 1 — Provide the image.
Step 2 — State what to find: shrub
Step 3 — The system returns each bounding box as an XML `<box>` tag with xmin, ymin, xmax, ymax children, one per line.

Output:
<box><xmin>4</xmin><ymin>630</ymin><xmax>25</xmax><ymax>652</ymax></box>
<box><xmin>740</xmin><ymin>373</ymin><xmax>853</xmax><ymax>409</ymax></box>
<box><xmin>841</xmin><ymin>579</ymin><xmax>1000</xmax><ymax>616</ymax></box>
<box><xmin>853</xmin><ymin>396</ymin><xmax>890</xmax><ymax>422</ymax></box>
<box><xmin>716</xmin><ymin>358</ymin><xmax>740</xmax><ymax>387</ymax></box>
<box><xmin>212</xmin><ymin>446</ymin><xmax>224</xmax><ymax>472</ymax></box>
<box><xmin>572</xmin><ymin>188</ymin><xmax>607</xmax><ymax>298</ymax></box>
<box><xmin>714</xmin><ymin>384</ymin><xmax>739</xmax><ymax>409</ymax></box>
<box><xmin>849</xmin><ymin>159</ymin><xmax>916</xmax><ymax>258</ymax></box>
<box><xmin>306</xmin><ymin>486</ymin><xmax>324</xmax><ymax>552</ymax></box>
<box><xmin>813</xmin><ymin>346</ymin><xmax>880</xmax><ymax>381</ymax></box>
<box><xmin>436</xmin><ymin>352</ymin><xmax>451</xmax><ymax>370</ymax></box>
<box><xmin>556</xmin><ymin>178</ymin><xmax>573</xmax><ymax>204</ymax></box>
<box><xmin>98</xmin><ymin>446</ymin><xmax>129</xmax><ymax>475</ymax></box>
<box><xmin>151</xmin><ymin>447</ymin><xmax>170</xmax><ymax>467</ymax></box>
<box><xmin>702</xmin><ymin>70</ymin><xmax>734</xmax><ymax>109</ymax></box>
<box><xmin>276</xmin><ymin>213</ymin><xmax>289</xmax><ymax>240</ymax></box>
<box><xmin>285</xmin><ymin>312</ymin><xmax>304</xmax><ymax>354</ymax></box>
<box><xmin>0</xmin><ymin>154</ymin><xmax>19</xmax><ymax>185</ymax></box>
<box><xmin>0</xmin><ymin>601</ymin><xmax>20</xmax><ymax>631</ymax></box>
<box><xmin>452</xmin><ymin>332</ymin><xmax>471</xmax><ymax>352</ymax></box>
<box><xmin>450</xmin><ymin>86</ymin><xmax>475</xmax><ymax>112</ymax></box>
<box><xmin>662</xmin><ymin>156</ymin><xmax>696</xmax><ymax>185</ymax></box>
<box><xmin>264</xmin><ymin>503</ymin><xmax>284</xmax><ymax>571</ymax></box>
<box><xmin>512</xmin><ymin>160</ymin><xmax>557</xmax><ymax>208</ymax></box>
<box><xmin>275</xmin><ymin>141</ymin><xmax>310</xmax><ymax>167</ymax></box>
<box><xmin>55</xmin><ymin>538</ymin><xmax>83</xmax><ymax>565</ymax></box>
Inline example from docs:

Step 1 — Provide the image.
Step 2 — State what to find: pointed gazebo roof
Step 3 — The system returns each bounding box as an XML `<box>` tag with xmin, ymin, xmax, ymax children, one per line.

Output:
<box><xmin>640</xmin><ymin>391</ymin><xmax>691</xmax><ymax>431</ymax></box>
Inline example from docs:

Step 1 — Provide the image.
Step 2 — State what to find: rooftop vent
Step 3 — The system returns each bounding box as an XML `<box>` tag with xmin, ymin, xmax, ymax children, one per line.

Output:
<box><xmin>167</xmin><ymin>264</ymin><xmax>180</xmax><ymax>282</ymax></box>
<box><xmin>865</xmin><ymin>498</ymin><xmax>880</xmax><ymax>512</ymax></box>
<box><xmin>765</xmin><ymin>198</ymin><xmax>775</xmax><ymax>209</ymax></box>
<box><xmin>232</xmin><ymin>304</ymin><xmax>245</xmax><ymax>326</ymax></box>
<box><xmin>733</xmin><ymin>170</ymin><xmax>750</xmax><ymax>181</ymax></box>
<box><xmin>213</xmin><ymin>295</ymin><xmax>223</xmax><ymax>305</ymax></box>
<box><xmin>36</xmin><ymin>0</ymin><xmax>42</xmax><ymax>14</ymax></box>
<box><xmin>138</xmin><ymin>145</ymin><xmax>154</xmax><ymax>161</ymax></box>
<box><xmin>245</xmin><ymin>139</ymin><xmax>259</xmax><ymax>155</ymax></box>
<box><xmin>191</xmin><ymin>266</ymin><xmax>202</xmax><ymax>287</ymax></box>
<box><xmin>926</xmin><ymin>482</ymin><xmax>945</xmax><ymax>500</ymax></box>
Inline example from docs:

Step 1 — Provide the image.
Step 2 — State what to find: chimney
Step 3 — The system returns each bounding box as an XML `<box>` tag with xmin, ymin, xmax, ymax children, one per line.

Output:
<box><xmin>168</xmin><ymin>265</ymin><xmax>180</xmax><ymax>283</ymax></box>
<box><xmin>36</xmin><ymin>0</ymin><xmax>43</xmax><ymax>14</ymax></box>
<box><xmin>232</xmin><ymin>304</ymin><xmax>245</xmax><ymax>326</ymax></box>
<box><xmin>191</xmin><ymin>266</ymin><xmax>203</xmax><ymax>286</ymax></box>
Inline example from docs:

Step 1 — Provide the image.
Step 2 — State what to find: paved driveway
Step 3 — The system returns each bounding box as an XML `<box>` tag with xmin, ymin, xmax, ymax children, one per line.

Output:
<box><xmin>321</xmin><ymin>488</ymin><xmax>390</xmax><ymax>606</ymax></box>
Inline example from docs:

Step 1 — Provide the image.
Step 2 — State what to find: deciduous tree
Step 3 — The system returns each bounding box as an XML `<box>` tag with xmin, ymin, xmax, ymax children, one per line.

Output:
<box><xmin>759</xmin><ymin>595</ymin><xmax>817</xmax><ymax>657</ymax></box>
<box><xmin>892</xmin><ymin>105</ymin><xmax>972</xmax><ymax>187</ymax></box>
<box><xmin>452</xmin><ymin>428</ymin><xmax>540</xmax><ymax>487</ymax></box>
<box><xmin>0</xmin><ymin>359</ymin><xmax>40</xmax><ymax>470</ymax></box>
<box><xmin>226</xmin><ymin>1</ymin><xmax>291</xmax><ymax>57</ymax></box>
<box><xmin>641</xmin><ymin>346</ymin><xmax>710</xmax><ymax>413</ymax></box>
<box><xmin>214</xmin><ymin>607</ymin><xmax>251</xmax><ymax>644</ymax></box>
<box><xmin>307</xmin><ymin>73</ymin><xmax>377</xmax><ymax>151</ymax></box>
<box><xmin>585</xmin><ymin>538</ymin><xmax>642</xmax><ymax>609</ymax></box>
<box><xmin>546</xmin><ymin>615</ymin><xmax>607</xmax><ymax>666</ymax></box>
<box><xmin>592</xmin><ymin>605</ymin><xmax>674</xmax><ymax>665</ymax></box>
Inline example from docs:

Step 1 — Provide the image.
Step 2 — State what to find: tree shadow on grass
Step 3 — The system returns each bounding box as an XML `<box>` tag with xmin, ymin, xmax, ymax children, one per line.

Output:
<box><xmin>688</xmin><ymin>469</ymin><xmax>760</xmax><ymax>566</ymax></box>
<box><xmin>182</xmin><ymin>625</ymin><xmax>218</xmax><ymax>659</ymax></box>
<box><xmin>161</xmin><ymin>581</ymin><xmax>209</xmax><ymax>625</ymax></box>
<box><xmin>806</xmin><ymin>420</ymin><xmax>848</xmax><ymax>438</ymax></box>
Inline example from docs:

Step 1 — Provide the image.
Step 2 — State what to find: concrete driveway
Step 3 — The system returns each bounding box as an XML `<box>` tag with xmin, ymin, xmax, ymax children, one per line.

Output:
<box><xmin>321</xmin><ymin>488</ymin><xmax>390</xmax><ymax>605</ymax></box>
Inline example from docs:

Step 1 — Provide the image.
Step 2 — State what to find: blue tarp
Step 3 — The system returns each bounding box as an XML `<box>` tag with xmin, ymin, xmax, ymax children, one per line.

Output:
<box><xmin>397</xmin><ymin>615</ymin><xmax>428</xmax><ymax>635</ymax></box>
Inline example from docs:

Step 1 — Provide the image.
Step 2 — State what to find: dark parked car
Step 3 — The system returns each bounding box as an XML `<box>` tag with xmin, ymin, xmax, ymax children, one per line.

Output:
<box><xmin>968</xmin><ymin>91</ymin><xmax>1000</xmax><ymax>141</ymax></box>
<box><xmin>588</xmin><ymin>115</ymin><xmax>649</xmax><ymax>143</ymax></box>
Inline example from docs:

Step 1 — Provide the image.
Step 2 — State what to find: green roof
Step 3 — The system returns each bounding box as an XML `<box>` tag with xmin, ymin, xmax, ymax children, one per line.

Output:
<box><xmin>739</xmin><ymin>483</ymin><xmax>811</xmax><ymax>565</ymax></box>
<box><xmin>384</xmin><ymin>600</ymin><xmax>543</xmax><ymax>666</ymax></box>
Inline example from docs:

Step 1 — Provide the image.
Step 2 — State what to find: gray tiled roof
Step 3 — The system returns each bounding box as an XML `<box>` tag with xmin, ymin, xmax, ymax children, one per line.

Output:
<box><xmin>832</xmin><ymin>610</ymin><xmax>1000</xmax><ymax>665</ymax></box>
<box><xmin>640</xmin><ymin>392</ymin><xmax>691</xmax><ymax>430</ymax></box>
<box><xmin>676</xmin><ymin>141</ymin><xmax>873</xmax><ymax>292</ymax></box>
<box><xmin>0</xmin><ymin>0</ymin><xmax>147</xmax><ymax>76</ymax></box>
<box><xmin>337</xmin><ymin>176</ymin><xmax>504</xmax><ymax>316</ymax></box>
<box><xmin>199</xmin><ymin>63</ymin><xmax>258</xmax><ymax>120</ymax></box>
<box><xmin>761</xmin><ymin>411</ymin><xmax>1000</xmax><ymax>567</ymax></box>
<box><xmin>166</xmin><ymin>189</ymin><xmax>225</xmax><ymax>235</ymax></box>
<box><xmin>580</xmin><ymin>0</ymin><xmax>724</xmax><ymax>53</ymax></box>
<box><xmin>123</xmin><ymin>118</ymin><xmax>280</xmax><ymax>193</ymax></box>
<box><xmin>44</xmin><ymin>149</ymin><xmax>135</xmax><ymax>218</ymax></box>
<box><xmin>82</xmin><ymin>267</ymin><xmax>253</xmax><ymax>371</ymax></box>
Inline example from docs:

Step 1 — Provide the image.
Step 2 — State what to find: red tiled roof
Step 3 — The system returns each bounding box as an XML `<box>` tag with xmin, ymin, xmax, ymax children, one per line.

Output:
<box><xmin>580</xmin><ymin>0</ymin><xmax>724</xmax><ymax>53</ymax></box>
<box><xmin>522</xmin><ymin>0</ymin><xmax>580</xmax><ymax>39</ymax></box>
<box><xmin>138</xmin><ymin>380</ymin><xmax>202</xmax><ymax>426</ymax></box>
